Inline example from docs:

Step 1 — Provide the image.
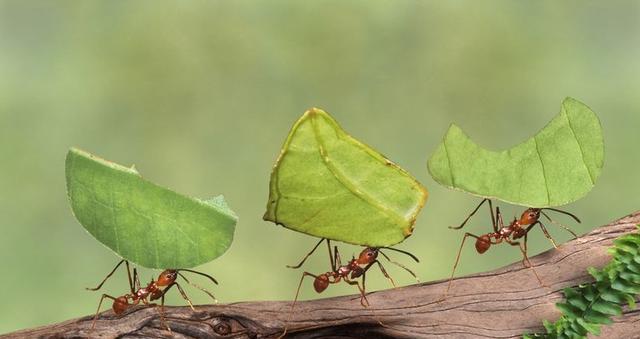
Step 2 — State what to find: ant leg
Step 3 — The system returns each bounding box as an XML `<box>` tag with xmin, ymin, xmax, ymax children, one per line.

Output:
<box><xmin>378</xmin><ymin>250</ymin><xmax>419</xmax><ymax>282</ymax></box>
<box><xmin>369</xmin><ymin>259</ymin><xmax>396</xmax><ymax>287</ymax></box>
<box><xmin>508</xmin><ymin>239</ymin><xmax>544</xmax><ymax>286</ymax></box>
<box><xmin>91</xmin><ymin>294</ymin><xmax>118</xmax><ymax>329</ymax></box>
<box><xmin>334</xmin><ymin>245</ymin><xmax>342</xmax><ymax>269</ymax></box>
<box><xmin>162</xmin><ymin>281</ymin><xmax>196</xmax><ymax>312</ymax></box>
<box><xmin>287</xmin><ymin>238</ymin><xmax>327</xmax><ymax>269</ymax></box>
<box><xmin>344</xmin><ymin>277</ymin><xmax>369</xmax><ymax>307</ymax></box>
<box><xmin>528</xmin><ymin>221</ymin><xmax>559</xmax><ymax>249</ymax></box>
<box><xmin>132</xmin><ymin>267</ymin><xmax>141</xmax><ymax>291</ymax></box>
<box><xmin>87</xmin><ymin>260</ymin><xmax>130</xmax><ymax>291</ymax></box>
<box><xmin>292</xmin><ymin>272</ymin><xmax>318</xmax><ymax>312</ymax></box>
<box><xmin>279</xmin><ymin>272</ymin><xmax>318</xmax><ymax>339</ymax></box>
<box><xmin>450</xmin><ymin>198</ymin><xmax>493</xmax><ymax>230</ymax></box>
<box><xmin>496</xmin><ymin>206</ymin><xmax>505</xmax><ymax>230</ymax></box>
<box><xmin>443</xmin><ymin>232</ymin><xmax>483</xmax><ymax>298</ymax></box>
<box><xmin>158</xmin><ymin>290</ymin><xmax>172</xmax><ymax>332</ymax></box>
<box><xmin>177</xmin><ymin>272</ymin><xmax>217</xmax><ymax>303</ymax></box>
<box><xmin>540</xmin><ymin>210</ymin><xmax>579</xmax><ymax>238</ymax></box>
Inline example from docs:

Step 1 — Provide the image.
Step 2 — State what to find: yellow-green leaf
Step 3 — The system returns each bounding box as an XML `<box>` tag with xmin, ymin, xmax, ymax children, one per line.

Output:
<box><xmin>66</xmin><ymin>148</ymin><xmax>237</xmax><ymax>269</ymax></box>
<box><xmin>264</xmin><ymin>108</ymin><xmax>427</xmax><ymax>247</ymax></box>
<box><xmin>427</xmin><ymin>97</ymin><xmax>604</xmax><ymax>207</ymax></box>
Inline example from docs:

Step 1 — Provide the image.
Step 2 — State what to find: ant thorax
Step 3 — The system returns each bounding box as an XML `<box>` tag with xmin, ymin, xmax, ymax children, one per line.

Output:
<box><xmin>337</xmin><ymin>265</ymin><xmax>351</xmax><ymax>276</ymax></box>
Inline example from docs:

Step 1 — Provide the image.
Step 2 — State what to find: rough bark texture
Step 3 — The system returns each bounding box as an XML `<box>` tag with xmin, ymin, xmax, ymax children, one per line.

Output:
<box><xmin>4</xmin><ymin>212</ymin><xmax>640</xmax><ymax>339</ymax></box>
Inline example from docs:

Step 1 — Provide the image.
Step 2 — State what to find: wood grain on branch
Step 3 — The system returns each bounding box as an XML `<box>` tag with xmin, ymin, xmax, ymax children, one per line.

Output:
<box><xmin>5</xmin><ymin>212</ymin><xmax>640</xmax><ymax>339</ymax></box>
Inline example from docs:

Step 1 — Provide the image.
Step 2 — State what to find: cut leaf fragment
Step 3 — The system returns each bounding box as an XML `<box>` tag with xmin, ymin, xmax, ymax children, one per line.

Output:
<box><xmin>264</xmin><ymin>108</ymin><xmax>428</xmax><ymax>247</ymax></box>
<box><xmin>66</xmin><ymin>148</ymin><xmax>237</xmax><ymax>269</ymax></box>
<box><xmin>427</xmin><ymin>97</ymin><xmax>604</xmax><ymax>207</ymax></box>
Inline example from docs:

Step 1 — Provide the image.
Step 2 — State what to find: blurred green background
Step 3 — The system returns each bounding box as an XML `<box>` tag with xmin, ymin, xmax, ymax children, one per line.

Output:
<box><xmin>1</xmin><ymin>1</ymin><xmax>639</xmax><ymax>334</ymax></box>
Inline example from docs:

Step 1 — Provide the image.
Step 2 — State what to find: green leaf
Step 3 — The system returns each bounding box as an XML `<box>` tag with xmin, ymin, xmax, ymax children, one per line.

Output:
<box><xmin>66</xmin><ymin>148</ymin><xmax>237</xmax><ymax>269</ymax></box>
<box><xmin>612</xmin><ymin>279</ymin><xmax>640</xmax><ymax>294</ymax></box>
<box><xmin>584</xmin><ymin>309</ymin><xmax>612</xmax><ymax>325</ymax></box>
<box><xmin>427</xmin><ymin>97</ymin><xmax>603</xmax><ymax>207</ymax></box>
<box><xmin>263</xmin><ymin>108</ymin><xmax>427</xmax><ymax>247</ymax></box>
<box><xmin>625</xmin><ymin>293</ymin><xmax>637</xmax><ymax>309</ymax></box>
<box><xmin>556</xmin><ymin>302</ymin><xmax>581</xmax><ymax>318</ymax></box>
<box><xmin>576</xmin><ymin>318</ymin><xmax>601</xmax><ymax>336</ymax></box>
<box><xmin>591</xmin><ymin>300</ymin><xmax>622</xmax><ymax>316</ymax></box>
<box><xmin>600</xmin><ymin>289</ymin><xmax>626</xmax><ymax>304</ymax></box>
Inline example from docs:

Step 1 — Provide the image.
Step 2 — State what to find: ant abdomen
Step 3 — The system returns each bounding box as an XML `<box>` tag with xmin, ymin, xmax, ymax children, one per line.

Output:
<box><xmin>475</xmin><ymin>235</ymin><xmax>491</xmax><ymax>253</ymax></box>
<box><xmin>112</xmin><ymin>296</ymin><xmax>128</xmax><ymax>314</ymax></box>
<box><xmin>313</xmin><ymin>275</ymin><xmax>329</xmax><ymax>293</ymax></box>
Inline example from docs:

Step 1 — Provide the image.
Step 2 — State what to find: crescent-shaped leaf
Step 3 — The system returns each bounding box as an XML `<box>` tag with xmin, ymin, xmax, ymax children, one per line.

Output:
<box><xmin>263</xmin><ymin>108</ymin><xmax>428</xmax><ymax>247</ymax></box>
<box><xmin>65</xmin><ymin>148</ymin><xmax>237</xmax><ymax>269</ymax></box>
<box><xmin>427</xmin><ymin>97</ymin><xmax>604</xmax><ymax>207</ymax></box>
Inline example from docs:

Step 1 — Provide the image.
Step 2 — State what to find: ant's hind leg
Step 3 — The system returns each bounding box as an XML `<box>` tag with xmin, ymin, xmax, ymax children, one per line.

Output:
<box><xmin>279</xmin><ymin>272</ymin><xmax>319</xmax><ymax>339</ymax></box>
<box><xmin>91</xmin><ymin>294</ymin><xmax>118</xmax><ymax>329</ymax></box>
<box><xmin>443</xmin><ymin>232</ymin><xmax>484</xmax><ymax>299</ymax></box>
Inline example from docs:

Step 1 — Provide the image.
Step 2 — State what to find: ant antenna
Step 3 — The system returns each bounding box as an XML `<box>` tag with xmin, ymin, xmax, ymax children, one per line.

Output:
<box><xmin>540</xmin><ymin>208</ymin><xmax>581</xmax><ymax>223</ymax></box>
<box><xmin>378</xmin><ymin>250</ymin><xmax>419</xmax><ymax>282</ymax></box>
<box><xmin>540</xmin><ymin>210</ymin><xmax>579</xmax><ymax>238</ymax></box>
<box><xmin>176</xmin><ymin>272</ymin><xmax>218</xmax><ymax>303</ymax></box>
<box><xmin>379</xmin><ymin>247</ymin><xmax>420</xmax><ymax>263</ymax></box>
<box><xmin>177</xmin><ymin>269</ymin><xmax>219</xmax><ymax>285</ymax></box>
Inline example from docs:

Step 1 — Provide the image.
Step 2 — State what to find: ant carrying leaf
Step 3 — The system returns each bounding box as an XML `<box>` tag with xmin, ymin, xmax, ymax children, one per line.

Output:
<box><xmin>443</xmin><ymin>198</ymin><xmax>580</xmax><ymax>297</ymax></box>
<box><xmin>87</xmin><ymin>260</ymin><xmax>218</xmax><ymax>331</ymax></box>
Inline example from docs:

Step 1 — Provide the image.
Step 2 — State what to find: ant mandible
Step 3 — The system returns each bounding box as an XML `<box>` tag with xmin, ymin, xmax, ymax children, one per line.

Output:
<box><xmin>444</xmin><ymin>198</ymin><xmax>580</xmax><ymax>296</ymax></box>
<box><xmin>87</xmin><ymin>260</ymin><xmax>218</xmax><ymax>330</ymax></box>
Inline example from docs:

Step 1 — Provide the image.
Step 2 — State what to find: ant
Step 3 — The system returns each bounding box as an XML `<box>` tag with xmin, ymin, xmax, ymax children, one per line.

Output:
<box><xmin>278</xmin><ymin>239</ymin><xmax>419</xmax><ymax>337</ymax></box>
<box><xmin>288</xmin><ymin>238</ymin><xmax>419</xmax><ymax>307</ymax></box>
<box><xmin>87</xmin><ymin>259</ymin><xmax>218</xmax><ymax>330</ymax></box>
<box><xmin>444</xmin><ymin>198</ymin><xmax>580</xmax><ymax>297</ymax></box>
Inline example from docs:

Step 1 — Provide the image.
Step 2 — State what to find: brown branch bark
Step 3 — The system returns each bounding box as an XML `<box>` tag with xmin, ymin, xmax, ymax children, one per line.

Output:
<box><xmin>5</xmin><ymin>212</ymin><xmax>640</xmax><ymax>339</ymax></box>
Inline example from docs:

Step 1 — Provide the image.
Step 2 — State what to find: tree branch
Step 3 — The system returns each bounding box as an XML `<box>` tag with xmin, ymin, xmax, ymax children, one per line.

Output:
<box><xmin>4</xmin><ymin>212</ymin><xmax>640</xmax><ymax>339</ymax></box>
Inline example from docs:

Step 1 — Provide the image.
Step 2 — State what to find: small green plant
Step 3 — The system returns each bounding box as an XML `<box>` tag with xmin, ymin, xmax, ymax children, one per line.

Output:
<box><xmin>525</xmin><ymin>225</ymin><xmax>640</xmax><ymax>338</ymax></box>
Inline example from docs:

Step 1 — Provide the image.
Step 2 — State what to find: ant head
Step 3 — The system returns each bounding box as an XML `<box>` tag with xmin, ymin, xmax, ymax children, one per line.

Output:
<box><xmin>313</xmin><ymin>274</ymin><xmax>330</xmax><ymax>293</ymax></box>
<box><xmin>519</xmin><ymin>208</ymin><xmax>541</xmax><ymax>225</ymax></box>
<box><xmin>356</xmin><ymin>247</ymin><xmax>379</xmax><ymax>265</ymax></box>
<box><xmin>157</xmin><ymin>270</ymin><xmax>178</xmax><ymax>286</ymax></box>
<box><xmin>475</xmin><ymin>235</ymin><xmax>491</xmax><ymax>254</ymax></box>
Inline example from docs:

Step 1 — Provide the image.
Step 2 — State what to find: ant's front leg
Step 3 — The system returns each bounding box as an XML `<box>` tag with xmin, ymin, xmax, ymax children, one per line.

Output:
<box><xmin>506</xmin><ymin>238</ymin><xmax>545</xmax><ymax>286</ymax></box>
<box><xmin>344</xmin><ymin>277</ymin><xmax>369</xmax><ymax>307</ymax></box>
<box><xmin>163</xmin><ymin>282</ymin><xmax>196</xmax><ymax>311</ymax></box>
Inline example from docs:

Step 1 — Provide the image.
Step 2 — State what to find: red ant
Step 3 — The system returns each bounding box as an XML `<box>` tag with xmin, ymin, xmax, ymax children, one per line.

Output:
<box><xmin>443</xmin><ymin>198</ymin><xmax>580</xmax><ymax>296</ymax></box>
<box><xmin>278</xmin><ymin>239</ymin><xmax>419</xmax><ymax>337</ymax></box>
<box><xmin>87</xmin><ymin>260</ymin><xmax>218</xmax><ymax>330</ymax></box>
<box><xmin>288</xmin><ymin>238</ymin><xmax>419</xmax><ymax>308</ymax></box>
